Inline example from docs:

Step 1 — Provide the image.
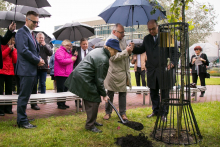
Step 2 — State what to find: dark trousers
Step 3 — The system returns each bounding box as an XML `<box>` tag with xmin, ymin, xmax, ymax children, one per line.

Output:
<box><xmin>30</xmin><ymin>76</ymin><xmax>38</xmax><ymax>107</ymax></box>
<box><xmin>135</xmin><ymin>67</ymin><xmax>146</xmax><ymax>86</ymax></box>
<box><xmin>0</xmin><ymin>74</ymin><xmax>13</xmax><ymax>114</ymax></box>
<box><xmin>37</xmin><ymin>70</ymin><xmax>47</xmax><ymax>94</ymax></box>
<box><xmin>15</xmin><ymin>75</ymin><xmax>20</xmax><ymax>94</ymax></box>
<box><xmin>56</xmin><ymin>76</ymin><xmax>68</xmax><ymax>106</ymax></box>
<box><xmin>17</xmin><ymin>76</ymin><xmax>36</xmax><ymax>124</ymax></box>
<box><xmin>84</xmin><ymin>100</ymin><xmax>100</xmax><ymax>129</ymax></box>
<box><xmin>105</xmin><ymin>90</ymin><xmax>126</xmax><ymax>115</ymax></box>
<box><xmin>150</xmin><ymin>78</ymin><xmax>169</xmax><ymax>115</ymax></box>
<box><xmin>192</xmin><ymin>73</ymin><xmax>206</xmax><ymax>94</ymax></box>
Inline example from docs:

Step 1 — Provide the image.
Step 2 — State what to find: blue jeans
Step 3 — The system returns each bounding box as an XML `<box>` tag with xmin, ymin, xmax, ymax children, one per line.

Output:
<box><xmin>38</xmin><ymin>70</ymin><xmax>47</xmax><ymax>94</ymax></box>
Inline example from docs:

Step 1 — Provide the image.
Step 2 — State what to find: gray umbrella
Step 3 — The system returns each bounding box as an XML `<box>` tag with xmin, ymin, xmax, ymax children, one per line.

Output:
<box><xmin>126</xmin><ymin>39</ymin><xmax>143</xmax><ymax>46</ymax></box>
<box><xmin>4</xmin><ymin>0</ymin><xmax>51</xmax><ymax>8</ymax></box>
<box><xmin>0</xmin><ymin>11</ymin><xmax>25</xmax><ymax>29</ymax></box>
<box><xmin>11</xmin><ymin>6</ymin><xmax>51</xmax><ymax>18</ymax></box>
<box><xmin>95</xmin><ymin>41</ymin><xmax>105</xmax><ymax>48</ymax></box>
<box><xmin>88</xmin><ymin>38</ymin><xmax>102</xmax><ymax>47</ymax></box>
<box><xmin>53</xmin><ymin>22</ymin><xmax>95</xmax><ymax>42</ymax></box>
<box><xmin>33</xmin><ymin>31</ymin><xmax>53</xmax><ymax>48</ymax></box>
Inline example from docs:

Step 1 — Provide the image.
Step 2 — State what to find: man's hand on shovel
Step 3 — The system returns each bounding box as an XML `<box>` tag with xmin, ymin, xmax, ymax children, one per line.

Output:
<box><xmin>103</xmin><ymin>96</ymin><xmax>110</xmax><ymax>103</ymax></box>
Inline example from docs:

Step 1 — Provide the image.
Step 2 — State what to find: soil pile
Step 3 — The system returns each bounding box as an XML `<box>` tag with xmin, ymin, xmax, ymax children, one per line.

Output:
<box><xmin>115</xmin><ymin>133</ymin><xmax>153</xmax><ymax>147</ymax></box>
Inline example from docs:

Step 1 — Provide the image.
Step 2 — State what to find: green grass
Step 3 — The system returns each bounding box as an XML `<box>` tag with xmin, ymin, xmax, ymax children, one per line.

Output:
<box><xmin>0</xmin><ymin>102</ymin><xmax>220</xmax><ymax>146</ymax></box>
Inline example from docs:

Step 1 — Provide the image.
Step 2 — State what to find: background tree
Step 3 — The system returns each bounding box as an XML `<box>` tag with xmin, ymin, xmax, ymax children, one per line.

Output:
<box><xmin>0</xmin><ymin>0</ymin><xmax>13</xmax><ymax>36</ymax></box>
<box><xmin>134</xmin><ymin>0</ymin><xmax>217</xmax><ymax>47</ymax></box>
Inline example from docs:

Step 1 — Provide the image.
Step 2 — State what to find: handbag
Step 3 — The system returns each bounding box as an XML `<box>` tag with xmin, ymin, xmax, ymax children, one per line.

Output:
<box><xmin>205</xmin><ymin>72</ymin><xmax>210</xmax><ymax>78</ymax></box>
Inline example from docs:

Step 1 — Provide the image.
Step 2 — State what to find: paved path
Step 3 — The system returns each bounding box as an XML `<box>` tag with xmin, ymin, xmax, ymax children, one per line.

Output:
<box><xmin>0</xmin><ymin>85</ymin><xmax>219</xmax><ymax>121</ymax></box>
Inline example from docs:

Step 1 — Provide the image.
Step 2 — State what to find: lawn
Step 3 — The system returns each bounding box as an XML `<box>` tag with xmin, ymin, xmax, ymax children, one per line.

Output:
<box><xmin>46</xmin><ymin>73</ymin><xmax>220</xmax><ymax>90</ymax></box>
<box><xmin>0</xmin><ymin>101</ymin><xmax>219</xmax><ymax>146</ymax></box>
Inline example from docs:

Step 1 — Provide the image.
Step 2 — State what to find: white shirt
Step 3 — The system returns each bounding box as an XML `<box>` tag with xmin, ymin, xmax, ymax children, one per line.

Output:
<box><xmin>137</xmin><ymin>54</ymin><xmax>141</xmax><ymax>67</ymax></box>
<box><xmin>24</xmin><ymin>25</ymin><xmax>33</xmax><ymax>34</ymax></box>
<box><xmin>81</xmin><ymin>48</ymin><xmax>88</xmax><ymax>59</ymax></box>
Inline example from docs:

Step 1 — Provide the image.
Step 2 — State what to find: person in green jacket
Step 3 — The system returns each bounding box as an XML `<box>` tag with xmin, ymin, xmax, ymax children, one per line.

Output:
<box><xmin>65</xmin><ymin>39</ymin><xmax>122</xmax><ymax>133</ymax></box>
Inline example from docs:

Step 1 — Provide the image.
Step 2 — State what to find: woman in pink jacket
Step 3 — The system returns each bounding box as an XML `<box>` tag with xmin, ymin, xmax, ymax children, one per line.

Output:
<box><xmin>54</xmin><ymin>39</ymin><xmax>78</xmax><ymax>109</ymax></box>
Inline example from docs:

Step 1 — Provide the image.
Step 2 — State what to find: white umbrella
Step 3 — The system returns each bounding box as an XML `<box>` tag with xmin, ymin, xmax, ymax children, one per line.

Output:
<box><xmin>189</xmin><ymin>43</ymin><xmax>218</xmax><ymax>62</ymax></box>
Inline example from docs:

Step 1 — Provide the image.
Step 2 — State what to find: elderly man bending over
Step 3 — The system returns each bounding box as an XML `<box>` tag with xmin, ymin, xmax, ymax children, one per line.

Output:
<box><xmin>65</xmin><ymin>39</ymin><xmax>124</xmax><ymax>133</ymax></box>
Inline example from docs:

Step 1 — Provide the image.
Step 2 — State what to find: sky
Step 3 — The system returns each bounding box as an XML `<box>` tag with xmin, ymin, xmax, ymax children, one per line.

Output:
<box><xmin>33</xmin><ymin>0</ymin><xmax>220</xmax><ymax>38</ymax></box>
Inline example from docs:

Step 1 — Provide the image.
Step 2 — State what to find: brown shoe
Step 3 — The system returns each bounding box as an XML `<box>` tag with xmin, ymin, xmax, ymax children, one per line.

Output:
<box><xmin>103</xmin><ymin>114</ymin><xmax>111</xmax><ymax>120</ymax></box>
<box><xmin>121</xmin><ymin>114</ymin><xmax>128</xmax><ymax>120</ymax></box>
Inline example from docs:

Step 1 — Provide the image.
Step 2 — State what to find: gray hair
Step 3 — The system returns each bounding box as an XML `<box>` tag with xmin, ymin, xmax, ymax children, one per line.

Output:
<box><xmin>111</xmin><ymin>23</ymin><xmax>122</xmax><ymax>32</ymax></box>
<box><xmin>36</xmin><ymin>32</ymin><xmax>45</xmax><ymax>38</ymax></box>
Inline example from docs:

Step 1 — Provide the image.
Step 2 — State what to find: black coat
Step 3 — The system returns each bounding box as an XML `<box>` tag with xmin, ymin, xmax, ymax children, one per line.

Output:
<box><xmin>73</xmin><ymin>47</ymin><xmax>93</xmax><ymax>69</ymax></box>
<box><xmin>133</xmin><ymin>34</ymin><xmax>179</xmax><ymax>89</ymax></box>
<box><xmin>0</xmin><ymin>29</ymin><xmax>13</xmax><ymax>69</ymax></box>
<box><xmin>189</xmin><ymin>53</ymin><xmax>209</xmax><ymax>73</ymax></box>
<box><xmin>38</xmin><ymin>44</ymin><xmax>53</xmax><ymax>70</ymax></box>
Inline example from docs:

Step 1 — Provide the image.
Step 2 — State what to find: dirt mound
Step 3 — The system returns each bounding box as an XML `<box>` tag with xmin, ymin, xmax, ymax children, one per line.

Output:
<box><xmin>115</xmin><ymin>133</ymin><xmax>153</xmax><ymax>147</ymax></box>
<box><xmin>123</xmin><ymin>121</ymin><xmax>144</xmax><ymax>131</ymax></box>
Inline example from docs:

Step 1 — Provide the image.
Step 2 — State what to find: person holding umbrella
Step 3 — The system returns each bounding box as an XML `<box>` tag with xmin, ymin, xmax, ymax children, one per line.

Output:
<box><xmin>103</xmin><ymin>23</ymin><xmax>134</xmax><ymax>121</ymax></box>
<box><xmin>65</xmin><ymin>39</ymin><xmax>122</xmax><ymax>133</ymax></box>
<box><xmin>0</xmin><ymin>32</ymin><xmax>17</xmax><ymax>116</ymax></box>
<box><xmin>0</xmin><ymin>22</ymin><xmax>16</xmax><ymax>69</ymax></box>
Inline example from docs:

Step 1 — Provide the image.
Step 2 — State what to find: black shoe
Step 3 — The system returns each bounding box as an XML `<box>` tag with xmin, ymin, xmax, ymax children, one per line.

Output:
<box><xmin>64</xmin><ymin>105</ymin><xmax>70</xmax><ymax>108</ymax></box>
<box><xmin>161</xmin><ymin>116</ymin><xmax>167</xmax><ymax>122</ymax></box>
<box><xmin>5</xmin><ymin>111</ymin><xmax>13</xmax><ymax>114</ymax></box>
<box><xmin>200</xmin><ymin>93</ymin><xmax>204</xmax><ymax>97</ymax></box>
<box><xmin>18</xmin><ymin>123</ymin><xmax>37</xmax><ymax>129</ymax></box>
<box><xmin>147</xmin><ymin>113</ymin><xmax>157</xmax><ymax>118</ymax></box>
<box><xmin>31</xmin><ymin>105</ymin><xmax>40</xmax><ymax>110</ymax></box>
<box><xmin>87</xmin><ymin>126</ymin><xmax>102</xmax><ymax>133</ymax></box>
<box><xmin>58</xmin><ymin>105</ymin><xmax>66</xmax><ymax>109</ymax></box>
<box><xmin>0</xmin><ymin>113</ymin><xmax>5</xmax><ymax>116</ymax></box>
<box><xmin>94</xmin><ymin>122</ymin><xmax>103</xmax><ymax>126</ymax></box>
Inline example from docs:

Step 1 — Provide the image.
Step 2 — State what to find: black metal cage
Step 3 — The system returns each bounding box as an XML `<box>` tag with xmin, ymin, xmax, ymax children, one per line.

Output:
<box><xmin>152</xmin><ymin>22</ymin><xmax>202</xmax><ymax>145</ymax></box>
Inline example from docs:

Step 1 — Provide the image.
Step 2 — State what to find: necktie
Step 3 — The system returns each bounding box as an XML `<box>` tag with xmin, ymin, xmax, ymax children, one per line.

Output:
<box><xmin>154</xmin><ymin>36</ymin><xmax>157</xmax><ymax>43</ymax></box>
<box><xmin>31</xmin><ymin>32</ymin><xmax>36</xmax><ymax>45</ymax></box>
<box><xmin>84</xmin><ymin>50</ymin><xmax>86</xmax><ymax>57</ymax></box>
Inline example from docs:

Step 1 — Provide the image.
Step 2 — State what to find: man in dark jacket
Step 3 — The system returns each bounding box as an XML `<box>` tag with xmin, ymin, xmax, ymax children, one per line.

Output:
<box><xmin>132</xmin><ymin>20</ymin><xmax>179</xmax><ymax>121</ymax></box>
<box><xmin>65</xmin><ymin>39</ymin><xmax>122</xmax><ymax>133</ymax></box>
<box><xmin>72</xmin><ymin>38</ymin><xmax>92</xmax><ymax>108</ymax></box>
<box><xmin>0</xmin><ymin>22</ymin><xmax>16</xmax><ymax>69</ymax></box>
<box><xmin>29</xmin><ymin>32</ymin><xmax>53</xmax><ymax>110</ymax></box>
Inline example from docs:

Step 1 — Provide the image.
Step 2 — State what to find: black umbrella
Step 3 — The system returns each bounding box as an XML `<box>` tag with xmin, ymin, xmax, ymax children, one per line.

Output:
<box><xmin>0</xmin><ymin>11</ymin><xmax>25</xmax><ymax>29</ymax></box>
<box><xmin>11</xmin><ymin>5</ymin><xmax>51</xmax><ymax>18</ymax></box>
<box><xmin>33</xmin><ymin>31</ymin><xmax>53</xmax><ymax>48</ymax></box>
<box><xmin>53</xmin><ymin>22</ymin><xmax>95</xmax><ymax>42</ymax></box>
<box><xmin>4</xmin><ymin>0</ymin><xmax>51</xmax><ymax>8</ymax></box>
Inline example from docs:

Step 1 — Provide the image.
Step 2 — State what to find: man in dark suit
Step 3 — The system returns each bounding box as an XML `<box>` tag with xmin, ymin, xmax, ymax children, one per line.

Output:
<box><xmin>15</xmin><ymin>11</ymin><xmax>45</xmax><ymax>129</ymax></box>
<box><xmin>132</xmin><ymin>20</ymin><xmax>178</xmax><ymax>121</ymax></box>
<box><xmin>0</xmin><ymin>22</ymin><xmax>16</xmax><ymax>69</ymax></box>
<box><xmin>72</xmin><ymin>38</ymin><xmax>92</xmax><ymax>108</ymax></box>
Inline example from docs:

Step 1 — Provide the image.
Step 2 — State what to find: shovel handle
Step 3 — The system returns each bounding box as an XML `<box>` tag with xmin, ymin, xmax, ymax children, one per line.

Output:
<box><xmin>108</xmin><ymin>100</ymin><xmax>125</xmax><ymax>123</ymax></box>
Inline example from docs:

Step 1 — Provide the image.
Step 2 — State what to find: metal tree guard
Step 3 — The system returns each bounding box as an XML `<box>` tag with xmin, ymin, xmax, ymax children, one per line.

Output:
<box><xmin>152</xmin><ymin>22</ymin><xmax>203</xmax><ymax>145</ymax></box>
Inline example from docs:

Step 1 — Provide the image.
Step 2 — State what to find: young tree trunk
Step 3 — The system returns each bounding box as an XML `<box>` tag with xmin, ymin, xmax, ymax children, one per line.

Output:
<box><xmin>177</xmin><ymin>0</ymin><xmax>186</xmax><ymax>138</ymax></box>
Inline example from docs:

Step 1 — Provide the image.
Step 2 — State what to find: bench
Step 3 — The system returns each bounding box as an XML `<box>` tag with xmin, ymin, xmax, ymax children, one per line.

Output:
<box><xmin>0</xmin><ymin>92</ymin><xmax>84</xmax><ymax>113</ymax></box>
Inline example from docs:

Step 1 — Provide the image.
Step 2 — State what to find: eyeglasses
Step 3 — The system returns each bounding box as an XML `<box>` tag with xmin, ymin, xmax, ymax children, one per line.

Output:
<box><xmin>148</xmin><ymin>27</ymin><xmax>156</xmax><ymax>32</ymax></box>
<box><xmin>27</xmin><ymin>17</ymin><xmax>39</xmax><ymax>24</ymax></box>
<box><xmin>116</xmin><ymin>30</ymin><xmax>125</xmax><ymax>34</ymax></box>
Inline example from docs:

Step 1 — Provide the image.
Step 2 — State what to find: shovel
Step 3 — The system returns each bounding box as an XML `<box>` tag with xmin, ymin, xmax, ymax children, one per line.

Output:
<box><xmin>108</xmin><ymin>100</ymin><xmax>144</xmax><ymax>131</ymax></box>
